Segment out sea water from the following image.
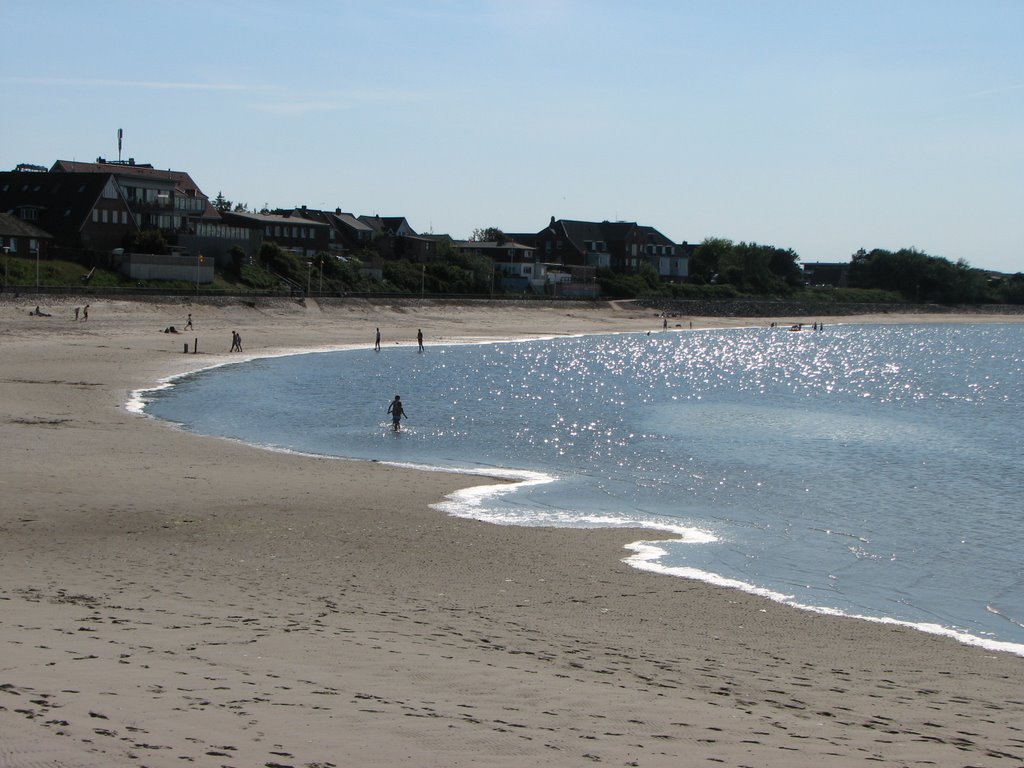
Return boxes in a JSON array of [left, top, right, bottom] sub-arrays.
[[140, 323, 1024, 655]]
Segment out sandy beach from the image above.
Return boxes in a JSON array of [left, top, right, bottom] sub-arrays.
[[1, 295, 1022, 768]]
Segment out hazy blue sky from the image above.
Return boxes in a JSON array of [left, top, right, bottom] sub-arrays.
[[3, 1, 1022, 272]]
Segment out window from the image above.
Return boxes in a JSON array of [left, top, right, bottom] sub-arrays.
[[102, 209, 109, 223], [92, 209, 99, 223]]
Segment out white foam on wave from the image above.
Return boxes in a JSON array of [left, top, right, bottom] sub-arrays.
[[422, 465, 714, 541], [623, 540, 1024, 658]]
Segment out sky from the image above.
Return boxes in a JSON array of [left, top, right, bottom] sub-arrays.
[[2, 0, 1022, 273]]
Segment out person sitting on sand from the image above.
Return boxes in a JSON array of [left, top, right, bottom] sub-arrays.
[[30, 306, 51, 317]]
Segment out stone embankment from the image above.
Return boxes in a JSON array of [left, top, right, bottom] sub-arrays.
[[635, 298, 1024, 318]]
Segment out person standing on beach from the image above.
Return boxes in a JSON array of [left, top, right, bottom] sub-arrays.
[[82, 304, 89, 321], [387, 395, 406, 431], [417, 328, 424, 352], [74, 306, 80, 321], [375, 327, 382, 351], [185, 313, 193, 330]]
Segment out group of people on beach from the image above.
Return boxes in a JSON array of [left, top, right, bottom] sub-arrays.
[[29, 304, 88, 320], [375, 327, 425, 352]]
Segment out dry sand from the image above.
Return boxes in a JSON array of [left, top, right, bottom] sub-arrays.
[[1, 295, 1022, 768]]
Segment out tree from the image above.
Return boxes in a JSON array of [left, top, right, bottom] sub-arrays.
[[213, 191, 232, 213], [470, 227, 506, 244], [227, 245, 246, 279], [123, 228, 168, 255], [690, 237, 733, 284], [689, 238, 801, 293], [849, 247, 991, 304], [258, 242, 303, 283]]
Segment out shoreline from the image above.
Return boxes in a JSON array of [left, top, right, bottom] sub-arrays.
[[2, 296, 1023, 767], [138, 321, 1024, 660]]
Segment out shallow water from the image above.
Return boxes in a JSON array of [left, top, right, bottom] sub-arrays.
[[142, 323, 1024, 654]]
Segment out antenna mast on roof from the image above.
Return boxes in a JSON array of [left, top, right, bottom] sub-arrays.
[[117, 128, 123, 162]]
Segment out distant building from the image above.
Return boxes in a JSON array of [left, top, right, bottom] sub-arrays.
[[0, 157, 222, 261], [0, 170, 132, 254], [533, 217, 688, 281], [51, 158, 215, 233], [327, 210, 375, 252], [455, 238, 540, 291], [357, 215, 423, 260], [0, 210, 53, 262], [224, 209, 330, 258], [358, 215, 417, 238], [802, 262, 849, 287]]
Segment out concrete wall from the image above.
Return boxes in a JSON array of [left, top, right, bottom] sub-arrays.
[[120, 253, 215, 283]]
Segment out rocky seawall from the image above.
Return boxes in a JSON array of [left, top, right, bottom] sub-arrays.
[[636, 299, 1024, 318]]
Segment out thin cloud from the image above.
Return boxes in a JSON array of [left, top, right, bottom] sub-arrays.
[[1, 76, 252, 91], [968, 83, 1024, 98], [253, 100, 352, 115], [252, 89, 435, 115]]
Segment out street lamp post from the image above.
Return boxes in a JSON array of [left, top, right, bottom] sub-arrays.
[[3, 245, 8, 291], [34, 247, 40, 288]]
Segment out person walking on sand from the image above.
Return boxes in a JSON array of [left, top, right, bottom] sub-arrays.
[[417, 328, 424, 352], [387, 394, 407, 431], [374, 327, 381, 352], [74, 306, 80, 321], [185, 313, 193, 330], [82, 304, 89, 321], [230, 330, 242, 352]]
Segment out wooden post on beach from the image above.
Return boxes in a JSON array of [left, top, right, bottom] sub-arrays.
[[193, 338, 198, 354]]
